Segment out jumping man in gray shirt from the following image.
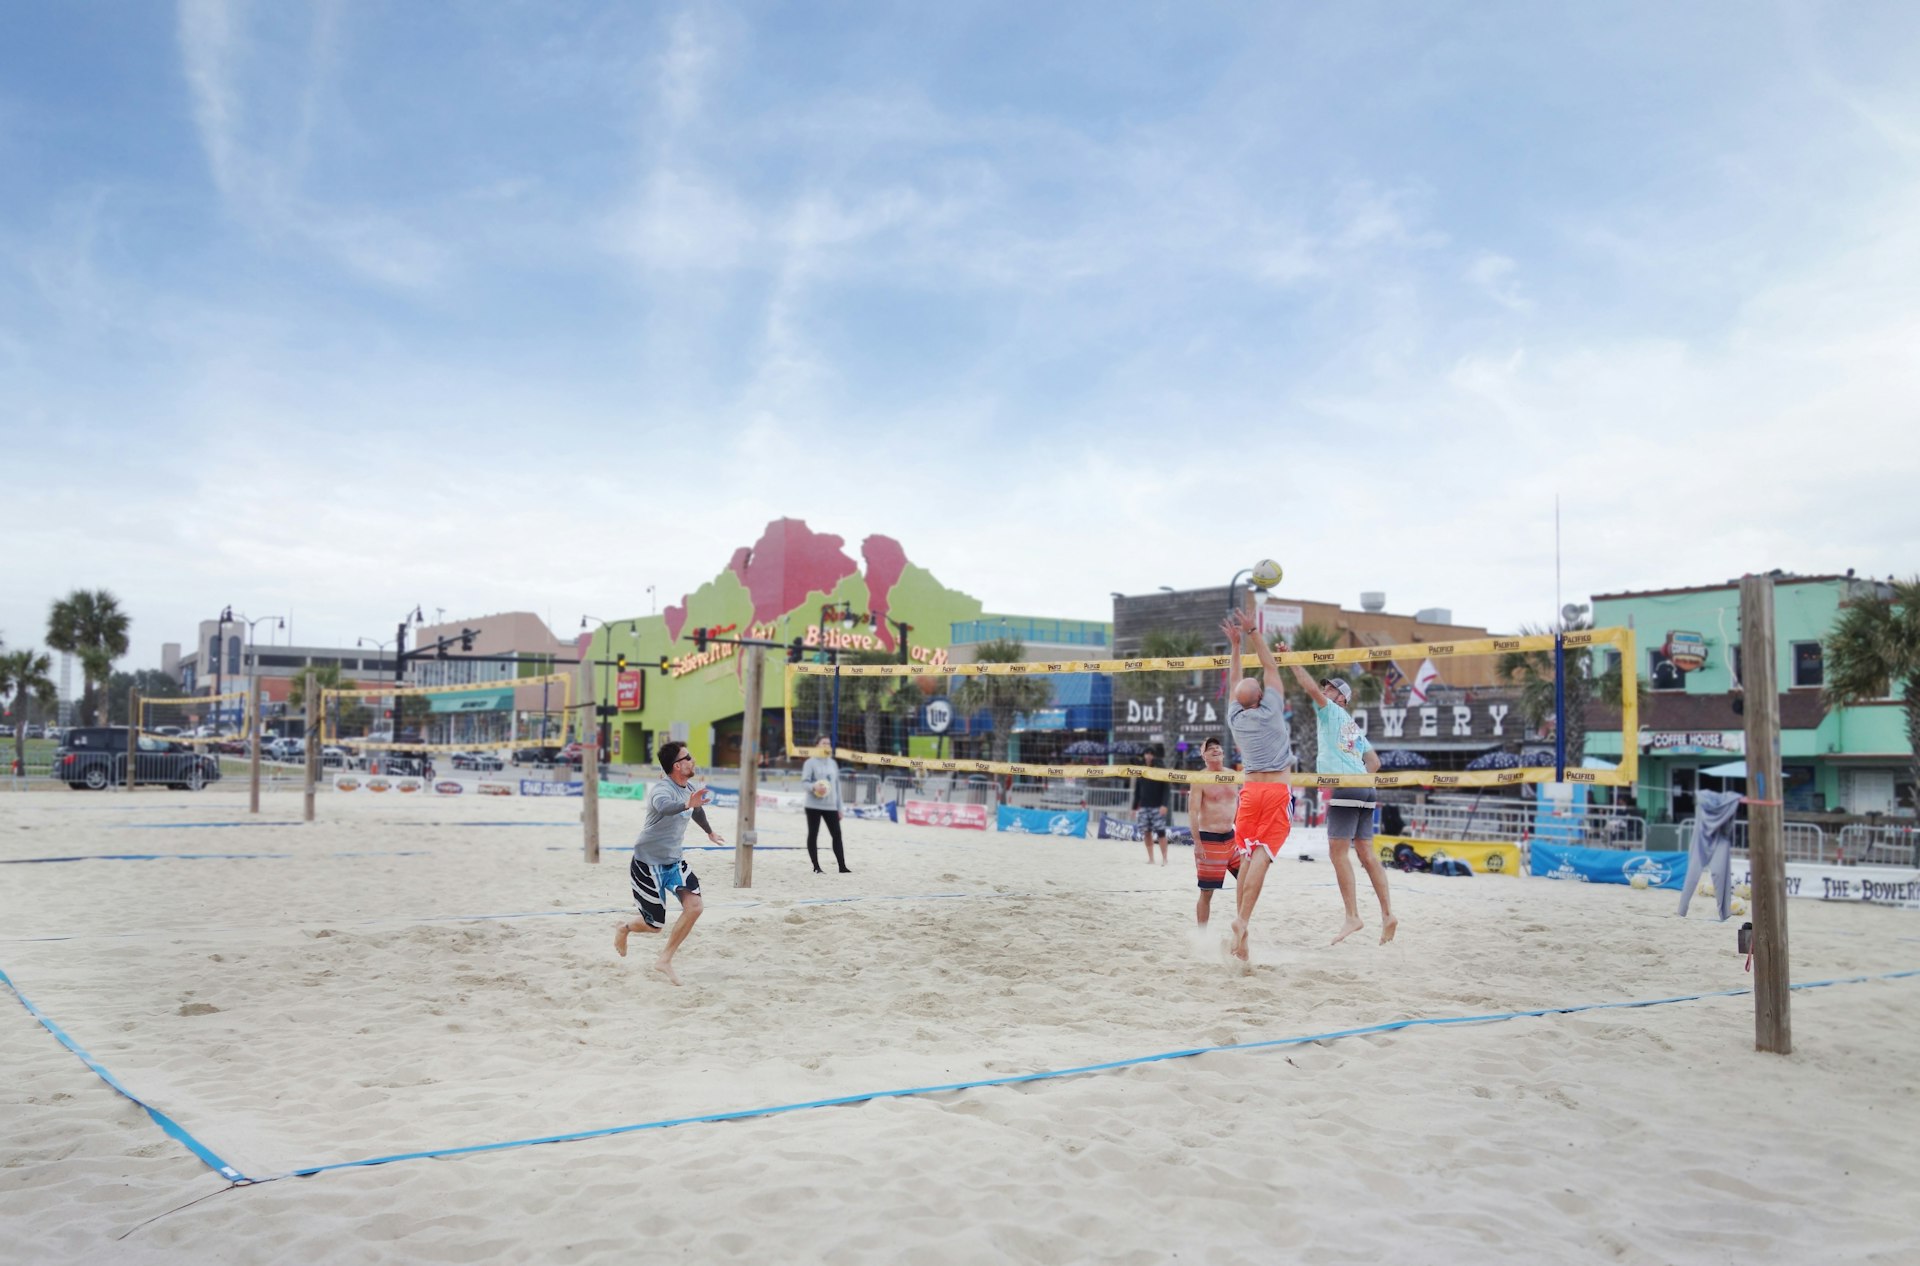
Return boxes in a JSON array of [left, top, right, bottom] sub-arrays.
[[614, 739, 725, 984]]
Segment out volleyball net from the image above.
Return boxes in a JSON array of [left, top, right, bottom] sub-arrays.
[[784, 628, 1637, 790], [318, 673, 576, 755], [137, 690, 253, 746]]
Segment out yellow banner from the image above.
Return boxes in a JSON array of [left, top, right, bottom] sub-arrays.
[[783, 627, 1636, 789], [1373, 836, 1522, 876], [790, 628, 1630, 677]]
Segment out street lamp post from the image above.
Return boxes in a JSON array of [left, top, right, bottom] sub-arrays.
[[357, 636, 397, 743], [235, 613, 286, 738], [213, 606, 234, 734], [581, 616, 634, 756]]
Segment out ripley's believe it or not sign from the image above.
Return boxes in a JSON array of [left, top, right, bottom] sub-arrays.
[[592, 519, 989, 762]]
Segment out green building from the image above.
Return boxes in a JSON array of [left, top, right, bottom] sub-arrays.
[[1586, 574, 1912, 819], [582, 518, 1108, 769]]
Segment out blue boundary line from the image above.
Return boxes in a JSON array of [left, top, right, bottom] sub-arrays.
[[1, 851, 433, 864], [261, 967, 1919, 1181], [11, 956, 1908, 1185], [0, 966, 250, 1184]]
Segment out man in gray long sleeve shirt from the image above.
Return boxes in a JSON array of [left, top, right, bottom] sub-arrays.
[[615, 739, 725, 984]]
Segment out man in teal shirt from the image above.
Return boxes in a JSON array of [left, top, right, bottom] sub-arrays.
[[1289, 666, 1398, 946]]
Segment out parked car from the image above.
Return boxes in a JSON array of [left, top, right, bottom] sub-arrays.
[[320, 746, 350, 769], [53, 727, 221, 791], [266, 737, 306, 762], [451, 750, 504, 771], [513, 745, 561, 765]]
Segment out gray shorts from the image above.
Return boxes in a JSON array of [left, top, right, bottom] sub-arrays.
[[1135, 806, 1168, 836], [1324, 789, 1378, 841]]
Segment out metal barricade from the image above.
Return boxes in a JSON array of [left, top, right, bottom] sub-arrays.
[[1679, 818, 1832, 864], [1838, 823, 1920, 867]]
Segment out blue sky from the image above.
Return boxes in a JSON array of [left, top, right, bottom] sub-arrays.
[[3, 2, 1917, 671]]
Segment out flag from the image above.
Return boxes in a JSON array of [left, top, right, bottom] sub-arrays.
[[1407, 659, 1442, 705], [1384, 662, 1406, 703]]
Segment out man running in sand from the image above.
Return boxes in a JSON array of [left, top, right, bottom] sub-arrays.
[[1289, 665, 1397, 945], [1221, 606, 1295, 963], [1189, 736, 1241, 928], [614, 739, 725, 984]]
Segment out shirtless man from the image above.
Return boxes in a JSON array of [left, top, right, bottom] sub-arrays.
[[1221, 607, 1295, 963], [1289, 665, 1397, 945], [1188, 736, 1241, 928]]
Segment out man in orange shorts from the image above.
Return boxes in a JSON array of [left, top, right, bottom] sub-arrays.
[[1189, 737, 1241, 928], [1221, 607, 1295, 963]]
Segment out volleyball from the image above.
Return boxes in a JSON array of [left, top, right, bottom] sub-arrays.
[[1249, 558, 1284, 590], [1629, 874, 1650, 890], [811, 779, 830, 799]]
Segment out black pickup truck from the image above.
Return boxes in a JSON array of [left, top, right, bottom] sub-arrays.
[[54, 727, 223, 791]]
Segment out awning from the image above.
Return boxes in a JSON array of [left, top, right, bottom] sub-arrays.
[[1700, 760, 1746, 778], [428, 688, 514, 714]]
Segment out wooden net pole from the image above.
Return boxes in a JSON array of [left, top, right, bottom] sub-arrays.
[[583, 719, 601, 864], [125, 689, 140, 792], [735, 646, 764, 889], [1740, 572, 1792, 1054], [302, 672, 317, 823], [248, 687, 262, 814]]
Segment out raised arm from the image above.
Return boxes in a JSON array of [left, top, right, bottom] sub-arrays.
[[1245, 609, 1287, 696], [1290, 661, 1329, 708], [1221, 613, 1244, 687]]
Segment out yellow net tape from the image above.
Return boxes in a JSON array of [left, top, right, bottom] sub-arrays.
[[318, 672, 574, 753], [136, 690, 253, 745], [786, 627, 1637, 789]]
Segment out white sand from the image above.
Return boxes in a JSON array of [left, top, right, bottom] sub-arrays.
[[3, 789, 1917, 1264]]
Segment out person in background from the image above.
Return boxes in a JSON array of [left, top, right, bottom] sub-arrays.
[[801, 736, 850, 874], [1132, 748, 1171, 864]]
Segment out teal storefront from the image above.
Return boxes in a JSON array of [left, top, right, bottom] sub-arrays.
[[1586, 575, 1913, 819]]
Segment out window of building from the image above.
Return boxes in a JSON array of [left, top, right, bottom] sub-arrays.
[[1648, 649, 1687, 691], [1791, 641, 1822, 689]]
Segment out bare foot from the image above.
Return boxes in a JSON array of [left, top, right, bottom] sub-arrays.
[[613, 921, 630, 958], [1331, 915, 1364, 946], [652, 956, 682, 986], [1229, 918, 1250, 961], [1380, 915, 1399, 945]]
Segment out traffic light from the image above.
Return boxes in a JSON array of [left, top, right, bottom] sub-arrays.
[[788, 637, 804, 663], [693, 627, 708, 653], [658, 655, 671, 673], [461, 628, 476, 651], [616, 653, 627, 672]]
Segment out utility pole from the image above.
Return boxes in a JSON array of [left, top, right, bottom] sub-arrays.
[[1740, 573, 1791, 1054], [735, 646, 765, 888]]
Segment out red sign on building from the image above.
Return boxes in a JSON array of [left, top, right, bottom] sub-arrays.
[[616, 672, 644, 711]]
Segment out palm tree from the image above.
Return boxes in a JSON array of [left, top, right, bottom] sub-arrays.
[[1497, 617, 1639, 768], [1, 647, 57, 772], [950, 637, 1054, 764], [838, 650, 917, 756], [1824, 577, 1920, 807], [47, 589, 130, 726]]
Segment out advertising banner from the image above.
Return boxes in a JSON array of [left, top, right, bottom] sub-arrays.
[[844, 803, 896, 821], [476, 780, 516, 796], [901, 800, 989, 830], [1532, 843, 1687, 889], [996, 805, 1090, 837], [616, 671, 644, 710], [333, 773, 427, 795], [1731, 861, 1920, 910], [520, 779, 584, 797], [1374, 837, 1521, 876], [1095, 813, 1193, 846]]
